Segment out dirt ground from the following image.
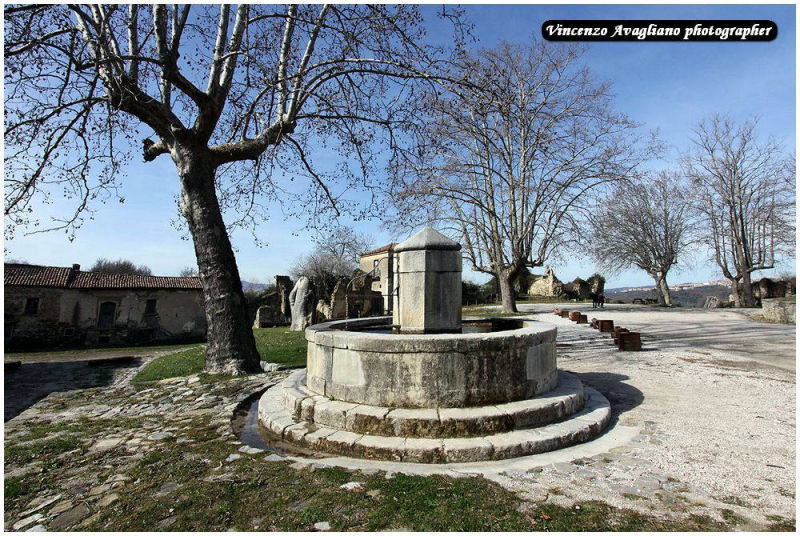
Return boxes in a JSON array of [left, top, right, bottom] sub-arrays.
[[489, 303, 796, 528]]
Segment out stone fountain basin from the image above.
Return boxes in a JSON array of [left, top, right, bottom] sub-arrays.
[[305, 316, 557, 409]]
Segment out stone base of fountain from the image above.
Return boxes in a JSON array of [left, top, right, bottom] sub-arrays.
[[258, 371, 609, 463]]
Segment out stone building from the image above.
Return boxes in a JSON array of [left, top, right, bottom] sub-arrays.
[[5, 263, 206, 350], [528, 266, 565, 297], [359, 243, 397, 314]]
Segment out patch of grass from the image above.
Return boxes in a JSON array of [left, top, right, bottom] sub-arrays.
[[5, 434, 83, 466], [86, 439, 732, 533], [765, 515, 795, 531], [253, 328, 307, 367], [5, 409, 742, 532], [718, 495, 750, 507], [5, 476, 34, 500], [719, 508, 746, 525], [133, 347, 205, 383], [133, 328, 307, 383], [526, 501, 727, 532]]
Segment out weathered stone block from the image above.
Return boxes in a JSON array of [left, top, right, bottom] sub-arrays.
[[442, 437, 493, 463], [404, 438, 445, 463], [353, 435, 405, 461]]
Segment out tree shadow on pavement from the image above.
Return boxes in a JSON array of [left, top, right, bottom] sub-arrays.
[[4, 358, 142, 422]]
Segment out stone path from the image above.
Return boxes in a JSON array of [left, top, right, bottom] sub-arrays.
[[3, 347, 199, 421], [4, 369, 289, 531]]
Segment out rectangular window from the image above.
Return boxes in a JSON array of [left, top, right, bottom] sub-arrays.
[[145, 299, 157, 315], [24, 297, 39, 315]]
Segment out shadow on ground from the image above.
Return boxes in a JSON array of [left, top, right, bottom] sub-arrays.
[[570, 371, 644, 426], [4, 357, 142, 421]]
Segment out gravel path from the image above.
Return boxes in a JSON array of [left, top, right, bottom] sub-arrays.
[[489, 305, 796, 528]]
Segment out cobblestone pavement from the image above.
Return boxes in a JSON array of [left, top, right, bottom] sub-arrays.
[[4, 369, 290, 532], [3, 308, 796, 531], [4, 348, 198, 421]]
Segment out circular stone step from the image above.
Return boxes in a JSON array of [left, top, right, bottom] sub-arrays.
[[258, 379, 611, 463], [278, 370, 585, 438]]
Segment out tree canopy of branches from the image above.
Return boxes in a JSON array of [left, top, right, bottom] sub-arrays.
[[290, 225, 373, 298], [178, 266, 199, 277], [313, 224, 373, 264], [387, 41, 650, 312], [589, 172, 693, 306], [89, 257, 153, 276], [5, 4, 464, 373], [683, 115, 795, 307]]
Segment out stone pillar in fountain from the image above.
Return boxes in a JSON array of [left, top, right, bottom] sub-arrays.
[[393, 227, 462, 333]]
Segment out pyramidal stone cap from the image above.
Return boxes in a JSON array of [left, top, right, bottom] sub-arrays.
[[393, 226, 461, 252]]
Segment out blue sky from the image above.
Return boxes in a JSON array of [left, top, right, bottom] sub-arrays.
[[5, 4, 796, 288]]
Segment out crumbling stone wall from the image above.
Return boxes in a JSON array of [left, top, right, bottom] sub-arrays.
[[762, 298, 796, 324], [528, 266, 564, 297]]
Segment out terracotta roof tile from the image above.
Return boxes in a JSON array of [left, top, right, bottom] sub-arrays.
[[4, 264, 73, 288], [4, 263, 202, 290], [70, 271, 202, 290], [361, 243, 397, 257]]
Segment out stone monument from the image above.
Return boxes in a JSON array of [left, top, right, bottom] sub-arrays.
[[392, 227, 462, 333], [289, 276, 313, 331]]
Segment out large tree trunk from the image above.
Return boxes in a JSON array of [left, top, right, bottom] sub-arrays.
[[177, 153, 261, 375], [739, 270, 757, 307], [652, 274, 666, 306], [729, 278, 742, 307], [498, 269, 518, 313], [658, 272, 673, 306]]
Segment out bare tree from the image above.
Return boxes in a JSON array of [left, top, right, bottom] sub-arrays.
[[90, 257, 152, 276], [291, 225, 373, 298], [4, 5, 464, 373], [683, 115, 795, 307], [178, 266, 199, 277], [387, 41, 650, 312], [314, 224, 374, 264], [589, 172, 693, 306]]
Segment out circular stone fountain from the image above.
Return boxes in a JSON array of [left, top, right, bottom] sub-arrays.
[[258, 227, 610, 463]]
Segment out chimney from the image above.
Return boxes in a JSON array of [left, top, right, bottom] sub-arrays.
[[72, 264, 80, 271]]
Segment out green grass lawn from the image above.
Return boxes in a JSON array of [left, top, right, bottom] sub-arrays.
[[132, 328, 306, 383]]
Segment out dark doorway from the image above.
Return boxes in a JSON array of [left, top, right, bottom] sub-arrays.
[[97, 301, 116, 328]]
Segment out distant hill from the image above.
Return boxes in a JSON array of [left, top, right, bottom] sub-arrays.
[[605, 280, 732, 307], [242, 281, 270, 291]]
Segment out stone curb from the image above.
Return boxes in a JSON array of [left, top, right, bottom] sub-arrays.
[[280, 370, 585, 438], [258, 383, 610, 463]]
